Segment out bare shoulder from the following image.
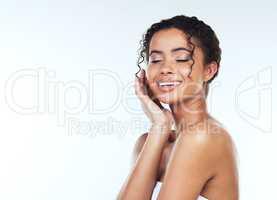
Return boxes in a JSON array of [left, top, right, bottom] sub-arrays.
[[207, 118, 238, 156], [177, 118, 238, 165], [158, 119, 239, 197]]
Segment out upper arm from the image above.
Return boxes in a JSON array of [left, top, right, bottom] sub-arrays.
[[131, 133, 148, 166], [157, 132, 225, 200]]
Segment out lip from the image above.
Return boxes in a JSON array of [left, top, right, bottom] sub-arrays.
[[157, 80, 183, 92]]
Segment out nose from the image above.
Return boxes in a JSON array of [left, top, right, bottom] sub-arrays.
[[159, 62, 174, 75]]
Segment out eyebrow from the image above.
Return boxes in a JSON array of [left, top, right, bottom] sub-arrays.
[[149, 47, 192, 56]]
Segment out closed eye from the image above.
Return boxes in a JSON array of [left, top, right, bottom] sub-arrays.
[[151, 57, 191, 63], [151, 60, 161, 63], [176, 59, 190, 62], [176, 56, 192, 62]]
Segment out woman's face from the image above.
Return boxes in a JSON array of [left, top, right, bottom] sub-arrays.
[[146, 28, 208, 104]]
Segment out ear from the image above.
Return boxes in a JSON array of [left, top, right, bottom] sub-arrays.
[[203, 61, 218, 82]]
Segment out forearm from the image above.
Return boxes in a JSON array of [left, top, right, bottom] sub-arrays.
[[117, 125, 170, 200]]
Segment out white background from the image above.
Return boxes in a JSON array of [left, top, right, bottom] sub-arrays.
[[0, 0, 276, 199]]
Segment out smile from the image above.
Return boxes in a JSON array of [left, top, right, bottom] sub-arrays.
[[157, 81, 182, 92]]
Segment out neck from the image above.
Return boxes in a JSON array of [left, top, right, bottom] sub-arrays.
[[169, 95, 209, 136]]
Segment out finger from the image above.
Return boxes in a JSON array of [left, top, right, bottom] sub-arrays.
[[139, 69, 146, 88], [141, 68, 146, 80], [140, 69, 148, 95], [134, 76, 143, 96], [135, 75, 148, 98], [145, 77, 164, 110], [136, 69, 146, 93], [138, 68, 145, 82], [136, 69, 164, 110]]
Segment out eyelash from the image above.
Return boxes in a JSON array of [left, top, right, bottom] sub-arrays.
[[151, 59, 190, 64]]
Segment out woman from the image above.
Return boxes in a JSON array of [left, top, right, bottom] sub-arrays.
[[117, 15, 239, 200]]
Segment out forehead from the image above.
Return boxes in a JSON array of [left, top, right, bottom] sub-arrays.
[[149, 28, 190, 52]]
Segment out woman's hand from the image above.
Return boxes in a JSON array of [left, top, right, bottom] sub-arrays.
[[135, 69, 174, 129]]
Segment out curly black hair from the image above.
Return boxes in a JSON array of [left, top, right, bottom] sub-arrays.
[[136, 15, 221, 97]]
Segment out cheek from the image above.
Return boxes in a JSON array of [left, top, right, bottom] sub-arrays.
[[177, 64, 205, 96], [146, 66, 158, 81], [177, 66, 191, 80], [145, 68, 157, 89], [194, 71, 205, 84], [188, 63, 205, 82], [146, 67, 163, 97]]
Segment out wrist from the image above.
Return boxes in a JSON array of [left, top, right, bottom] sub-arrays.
[[150, 124, 171, 134]]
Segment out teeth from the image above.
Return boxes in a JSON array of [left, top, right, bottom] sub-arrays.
[[158, 81, 181, 86]]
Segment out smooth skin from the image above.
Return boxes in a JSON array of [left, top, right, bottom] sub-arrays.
[[117, 28, 239, 200]]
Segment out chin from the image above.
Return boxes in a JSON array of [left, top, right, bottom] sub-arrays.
[[155, 89, 198, 105], [151, 84, 198, 105], [156, 92, 183, 105]]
